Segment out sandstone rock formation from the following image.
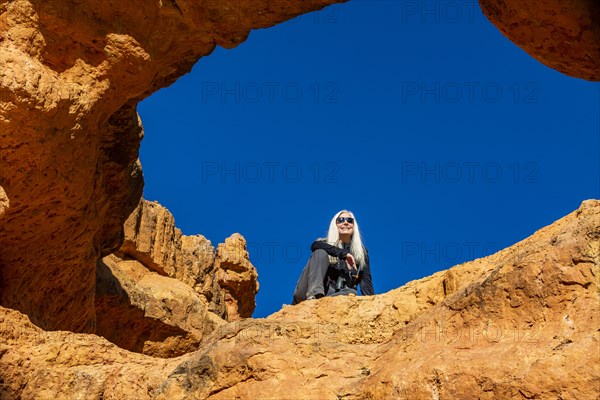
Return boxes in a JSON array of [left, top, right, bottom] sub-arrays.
[[95, 254, 225, 358], [1, 200, 598, 399], [480, 0, 600, 81], [116, 199, 226, 318], [1, 0, 599, 398], [95, 199, 259, 357], [0, 0, 345, 333], [1, 0, 597, 338], [214, 234, 260, 322]]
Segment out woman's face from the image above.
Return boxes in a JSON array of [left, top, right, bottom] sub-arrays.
[[336, 212, 354, 237]]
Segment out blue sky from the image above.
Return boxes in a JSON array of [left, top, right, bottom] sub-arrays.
[[138, 1, 600, 318]]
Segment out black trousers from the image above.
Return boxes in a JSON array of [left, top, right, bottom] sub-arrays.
[[292, 249, 357, 304]]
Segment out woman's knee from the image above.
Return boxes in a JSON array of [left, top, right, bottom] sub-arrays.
[[311, 248, 329, 261], [312, 248, 328, 256]]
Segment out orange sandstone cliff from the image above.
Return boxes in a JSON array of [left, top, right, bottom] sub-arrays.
[[480, 0, 600, 81], [1, 0, 597, 333], [0, 200, 598, 399], [0, 0, 346, 333], [0, 0, 599, 398]]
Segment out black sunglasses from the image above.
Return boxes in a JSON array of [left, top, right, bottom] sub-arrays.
[[336, 217, 354, 224]]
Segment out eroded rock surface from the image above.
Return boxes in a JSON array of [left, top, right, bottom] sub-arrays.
[[0, 0, 345, 332], [0, 185, 8, 219], [1, 0, 599, 397], [95, 199, 258, 356], [214, 234, 260, 322], [1, 201, 598, 399], [95, 254, 225, 358], [1, 0, 597, 337], [480, 0, 600, 80], [117, 199, 226, 317], [120, 201, 212, 285]]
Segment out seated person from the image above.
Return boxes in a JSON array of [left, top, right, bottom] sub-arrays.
[[292, 210, 374, 304]]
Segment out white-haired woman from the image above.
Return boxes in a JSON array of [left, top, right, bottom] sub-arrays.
[[292, 210, 374, 304]]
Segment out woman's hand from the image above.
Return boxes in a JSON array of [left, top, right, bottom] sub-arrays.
[[346, 253, 357, 272]]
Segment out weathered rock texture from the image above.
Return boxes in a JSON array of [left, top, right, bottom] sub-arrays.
[[0, 0, 345, 333], [116, 199, 226, 317], [1, 0, 599, 397], [480, 0, 600, 81], [0, 185, 8, 219], [95, 199, 258, 357], [1, 0, 597, 337], [95, 254, 224, 358], [1, 200, 598, 399], [214, 234, 260, 322]]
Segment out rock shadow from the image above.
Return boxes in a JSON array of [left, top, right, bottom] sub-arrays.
[[95, 259, 196, 358]]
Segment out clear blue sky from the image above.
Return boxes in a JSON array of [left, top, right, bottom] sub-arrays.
[[138, 1, 600, 318]]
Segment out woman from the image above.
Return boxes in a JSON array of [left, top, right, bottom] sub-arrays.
[[292, 210, 374, 304]]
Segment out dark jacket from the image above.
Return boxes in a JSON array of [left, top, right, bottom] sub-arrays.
[[311, 240, 375, 296]]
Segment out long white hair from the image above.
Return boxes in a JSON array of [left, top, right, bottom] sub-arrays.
[[325, 209, 366, 266]]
